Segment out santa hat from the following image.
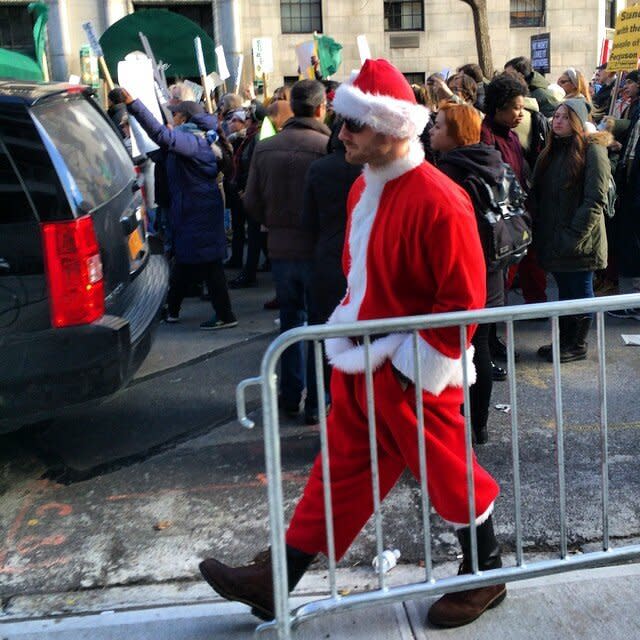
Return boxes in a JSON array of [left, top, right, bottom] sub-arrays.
[[333, 58, 429, 139]]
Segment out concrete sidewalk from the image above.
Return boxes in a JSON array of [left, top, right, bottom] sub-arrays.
[[2, 562, 640, 639]]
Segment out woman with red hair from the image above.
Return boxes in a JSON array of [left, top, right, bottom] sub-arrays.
[[430, 102, 507, 444]]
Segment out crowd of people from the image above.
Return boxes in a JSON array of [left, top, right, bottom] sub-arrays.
[[107, 55, 640, 631], [109, 55, 639, 441]]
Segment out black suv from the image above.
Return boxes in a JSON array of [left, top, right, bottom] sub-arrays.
[[0, 81, 169, 432]]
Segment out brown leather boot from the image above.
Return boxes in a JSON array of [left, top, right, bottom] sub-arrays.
[[427, 516, 506, 628], [199, 546, 315, 621]]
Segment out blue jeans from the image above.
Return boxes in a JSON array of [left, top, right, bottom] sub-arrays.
[[552, 271, 594, 301], [271, 259, 315, 410]]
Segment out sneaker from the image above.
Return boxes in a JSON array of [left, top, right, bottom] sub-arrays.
[[165, 315, 180, 323], [200, 316, 239, 330], [607, 308, 640, 320]]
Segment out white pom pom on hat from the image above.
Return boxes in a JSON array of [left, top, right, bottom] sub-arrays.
[[333, 58, 430, 140]]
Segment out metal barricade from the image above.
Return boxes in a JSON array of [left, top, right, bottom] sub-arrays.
[[236, 293, 640, 640]]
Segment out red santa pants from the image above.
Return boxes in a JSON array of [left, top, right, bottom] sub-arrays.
[[286, 360, 500, 559]]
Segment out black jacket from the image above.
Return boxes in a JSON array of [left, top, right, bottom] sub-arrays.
[[301, 133, 362, 322], [437, 143, 506, 308]]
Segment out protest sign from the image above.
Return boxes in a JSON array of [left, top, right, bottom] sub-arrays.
[[195, 37, 214, 113], [234, 54, 244, 94], [252, 37, 273, 77], [356, 35, 371, 65], [82, 21, 114, 89], [608, 6, 640, 72], [215, 45, 231, 81], [183, 79, 204, 103], [530, 33, 551, 74], [118, 56, 160, 157], [295, 40, 316, 79]]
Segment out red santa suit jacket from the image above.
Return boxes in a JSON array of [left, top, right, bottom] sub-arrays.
[[325, 141, 487, 396]]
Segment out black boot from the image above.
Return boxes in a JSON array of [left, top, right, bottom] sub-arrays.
[[559, 315, 591, 362], [199, 545, 316, 621], [427, 516, 506, 628], [538, 316, 574, 361]]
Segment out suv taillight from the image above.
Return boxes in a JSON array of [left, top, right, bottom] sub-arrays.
[[41, 215, 105, 328]]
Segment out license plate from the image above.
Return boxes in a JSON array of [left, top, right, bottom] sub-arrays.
[[128, 226, 144, 261]]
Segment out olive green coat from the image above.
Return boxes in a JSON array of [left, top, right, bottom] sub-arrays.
[[530, 132, 610, 272]]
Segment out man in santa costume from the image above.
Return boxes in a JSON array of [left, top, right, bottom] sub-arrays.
[[199, 59, 506, 629]]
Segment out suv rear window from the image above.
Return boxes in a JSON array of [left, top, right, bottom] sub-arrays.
[[30, 97, 134, 213]]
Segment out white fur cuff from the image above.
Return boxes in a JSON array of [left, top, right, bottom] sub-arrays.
[[325, 334, 406, 373], [391, 334, 476, 396], [451, 502, 495, 529]]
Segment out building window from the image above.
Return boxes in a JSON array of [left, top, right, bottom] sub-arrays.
[[510, 0, 545, 28], [384, 0, 424, 31], [403, 72, 425, 85], [280, 0, 322, 34], [0, 4, 35, 54], [605, 0, 617, 29]]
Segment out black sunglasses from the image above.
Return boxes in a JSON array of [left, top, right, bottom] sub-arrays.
[[342, 118, 366, 133]]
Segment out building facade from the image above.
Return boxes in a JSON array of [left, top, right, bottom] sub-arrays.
[[0, 0, 625, 88]]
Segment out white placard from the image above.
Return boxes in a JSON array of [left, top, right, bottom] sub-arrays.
[[117, 57, 160, 156], [206, 71, 224, 94], [215, 45, 230, 81], [194, 37, 207, 77], [235, 54, 244, 93], [252, 37, 273, 76], [356, 34, 371, 66], [622, 334, 640, 346], [295, 40, 315, 78]]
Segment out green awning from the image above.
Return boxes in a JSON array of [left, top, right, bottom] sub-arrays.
[[99, 9, 217, 80], [0, 48, 43, 81]]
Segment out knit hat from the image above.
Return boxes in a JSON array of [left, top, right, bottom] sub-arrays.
[[562, 98, 590, 128], [626, 70, 639, 84], [332, 58, 430, 139]]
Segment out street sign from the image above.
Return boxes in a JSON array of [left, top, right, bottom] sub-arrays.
[[252, 37, 273, 77], [530, 33, 551, 75]]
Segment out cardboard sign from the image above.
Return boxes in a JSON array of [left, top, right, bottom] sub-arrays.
[[356, 35, 371, 66], [215, 45, 230, 81], [608, 6, 640, 72], [530, 33, 551, 75], [252, 37, 274, 76]]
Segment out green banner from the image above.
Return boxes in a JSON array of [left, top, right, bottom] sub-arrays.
[[314, 34, 342, 78]]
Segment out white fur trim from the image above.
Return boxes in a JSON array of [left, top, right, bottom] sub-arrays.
[[451, 502, 495, 529], [333, 82, 430, 139], [325, 333, 406, 373], [327, 140, 425, 329], [391, 334, 477, 396]]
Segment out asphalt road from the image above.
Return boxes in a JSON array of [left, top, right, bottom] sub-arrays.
[[2, 279, 640, 619]]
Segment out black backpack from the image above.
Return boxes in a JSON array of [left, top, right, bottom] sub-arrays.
[[526, 110, 551, 170], [463, 163, 532, 271]]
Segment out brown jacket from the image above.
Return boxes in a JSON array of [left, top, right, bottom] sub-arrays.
[[242, 116, 330, 260]]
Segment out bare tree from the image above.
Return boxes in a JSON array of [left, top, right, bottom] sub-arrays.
[[459, 0, 494, 78]]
